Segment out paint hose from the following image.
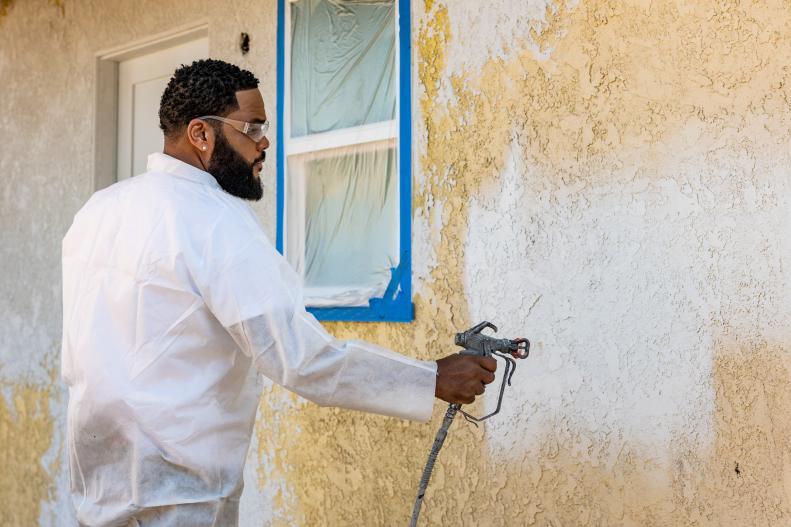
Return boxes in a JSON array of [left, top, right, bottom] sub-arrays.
[[409, 403, 460, 527], [408, 321, 529, 527]]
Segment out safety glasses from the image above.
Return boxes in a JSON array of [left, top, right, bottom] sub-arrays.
[[199, 115, 269, 142]]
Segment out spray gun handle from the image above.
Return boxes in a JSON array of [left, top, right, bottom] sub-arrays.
[[451, 321, 530, 423]]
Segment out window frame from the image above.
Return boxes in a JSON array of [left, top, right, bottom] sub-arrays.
[[276, 0, 413, 322]]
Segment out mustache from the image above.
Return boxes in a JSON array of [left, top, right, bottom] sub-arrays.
[[254, 151, 266, 164]]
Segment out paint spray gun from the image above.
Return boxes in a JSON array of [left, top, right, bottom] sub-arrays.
[[409, 322, 530, 527]]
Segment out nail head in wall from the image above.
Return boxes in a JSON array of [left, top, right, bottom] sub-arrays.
[[240, 32, 250, 55]]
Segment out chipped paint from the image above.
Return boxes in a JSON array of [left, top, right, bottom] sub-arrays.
[[254, 386, 303, 527], [0, 384, 55, 527]]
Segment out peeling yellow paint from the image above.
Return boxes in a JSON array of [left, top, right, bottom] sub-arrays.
[[529, 3, 568, 54], [0, 383, 55, 527], [255, 387, 304, 527]]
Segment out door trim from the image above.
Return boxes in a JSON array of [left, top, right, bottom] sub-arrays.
[[93, 21, 209, 191]]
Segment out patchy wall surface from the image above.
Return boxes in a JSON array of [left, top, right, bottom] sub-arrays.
[[0, 1, 278, 524], [257, 0, 791, 525], [4, 0, 791, 525]]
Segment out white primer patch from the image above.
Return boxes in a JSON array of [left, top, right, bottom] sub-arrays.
[[464, 137, 717, 464], [412, 201, 443, 298]]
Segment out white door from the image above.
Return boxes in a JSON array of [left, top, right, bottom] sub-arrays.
[[117, 37, 209, 180]]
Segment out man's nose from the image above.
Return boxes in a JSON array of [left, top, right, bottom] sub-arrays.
[[257, 136, 270, 151]]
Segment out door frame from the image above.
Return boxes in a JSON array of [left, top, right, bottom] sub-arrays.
[[93, 21, 209, 191]]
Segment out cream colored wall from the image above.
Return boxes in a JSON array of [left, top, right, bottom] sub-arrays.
[[4, 0, 791, 525]]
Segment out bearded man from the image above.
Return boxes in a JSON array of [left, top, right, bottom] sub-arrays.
[[61, 59, 496, 526]]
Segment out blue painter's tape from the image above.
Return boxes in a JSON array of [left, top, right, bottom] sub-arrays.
[[275, 0, 286, 254]]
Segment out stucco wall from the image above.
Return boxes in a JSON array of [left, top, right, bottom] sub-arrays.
[[259, 0, 791, 525], [4, 0, 791, 525]]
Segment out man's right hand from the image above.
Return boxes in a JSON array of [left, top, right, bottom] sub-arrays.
[[435, 353, 497, 404]]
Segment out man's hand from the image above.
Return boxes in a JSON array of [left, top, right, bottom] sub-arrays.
[[435, 354, 497, 404]]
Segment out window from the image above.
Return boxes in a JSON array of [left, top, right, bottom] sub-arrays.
[[277, 0, 412, 322]]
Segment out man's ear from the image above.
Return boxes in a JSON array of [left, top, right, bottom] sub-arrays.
[[186, 118, 214, 153]]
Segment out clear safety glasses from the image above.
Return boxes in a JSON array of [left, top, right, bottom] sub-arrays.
[[199, 115, 270, 142]]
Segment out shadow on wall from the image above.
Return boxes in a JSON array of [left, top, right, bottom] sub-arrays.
[[418, 337, 791, 526], [677, 338, 791, 524]]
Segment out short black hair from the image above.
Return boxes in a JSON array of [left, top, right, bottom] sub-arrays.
[[159, 59, 259, 139]]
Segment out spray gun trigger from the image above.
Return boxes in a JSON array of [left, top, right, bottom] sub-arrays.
[[470, 321, 497, 335]]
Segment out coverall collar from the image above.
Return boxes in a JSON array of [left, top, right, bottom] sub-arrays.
[[147, 152, 221, 190]]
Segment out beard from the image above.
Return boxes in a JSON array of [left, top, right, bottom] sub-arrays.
[[207, 129, 264, 201]]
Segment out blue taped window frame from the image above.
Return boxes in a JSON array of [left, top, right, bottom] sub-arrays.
[[276, 0, 414, 322]]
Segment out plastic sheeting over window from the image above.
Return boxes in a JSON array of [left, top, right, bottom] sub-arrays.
[[290, 0, 396, 136], [285, 0, 400, 308], [287, 142, 399, 306]]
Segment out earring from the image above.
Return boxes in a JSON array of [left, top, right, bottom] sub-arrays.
[[202, 145, 207, 151]]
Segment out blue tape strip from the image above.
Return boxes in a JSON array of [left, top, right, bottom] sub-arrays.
[[275, 0, 286, 254]]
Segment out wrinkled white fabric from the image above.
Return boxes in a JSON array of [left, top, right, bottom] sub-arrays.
[[286, 0, 400, 307], [287, 143, 399, 307], [290, 0, 396, 137], [61, 153, 437, 527]]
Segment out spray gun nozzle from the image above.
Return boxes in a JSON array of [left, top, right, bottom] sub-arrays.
[[510, 338, 530, 359]]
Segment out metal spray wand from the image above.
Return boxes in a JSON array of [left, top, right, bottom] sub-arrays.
[[409, 321, 530, 527]]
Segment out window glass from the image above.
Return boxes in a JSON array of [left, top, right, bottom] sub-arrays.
[[285, 0, 401, 309], [290, 0, 396, 136], [288, 144, 399, 307]]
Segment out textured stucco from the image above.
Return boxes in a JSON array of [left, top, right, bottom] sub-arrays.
[[5, 0, 791, 525], [253, 0, 791, 525], [0, 1, 278, 523], [0, 381, 56, 527]]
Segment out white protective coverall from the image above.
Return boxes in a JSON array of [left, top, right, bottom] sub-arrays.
[[61, 153, 437, 526]]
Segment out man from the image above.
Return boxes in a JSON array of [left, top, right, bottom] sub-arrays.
[[62, 59, 496, 526]]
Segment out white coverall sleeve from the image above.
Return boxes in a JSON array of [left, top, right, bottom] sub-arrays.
[[203, 227, 437, 422]]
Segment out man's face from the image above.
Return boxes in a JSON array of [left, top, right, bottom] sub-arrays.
[[206, 89, 270, 201]]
